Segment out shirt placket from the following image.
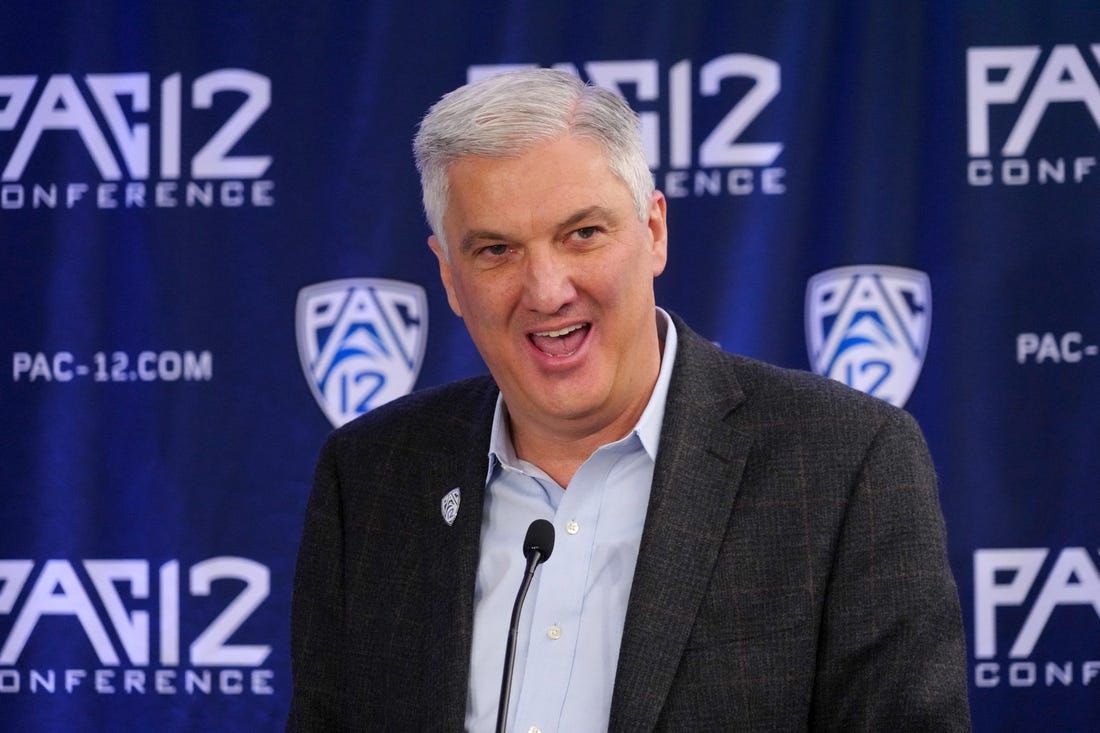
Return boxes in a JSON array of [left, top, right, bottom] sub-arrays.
[[511, 449, 617, 732]]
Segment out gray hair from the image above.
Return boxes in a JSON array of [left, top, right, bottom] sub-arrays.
[[413, 68, 654, 256]]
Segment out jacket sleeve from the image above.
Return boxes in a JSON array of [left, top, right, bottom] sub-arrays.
[[810, 407, 971, 731], [286, 437, 347, 732]]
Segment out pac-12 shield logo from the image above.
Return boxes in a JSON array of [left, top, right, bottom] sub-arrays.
[[805, 265, 931, 407], [296, 279, 428, 427]]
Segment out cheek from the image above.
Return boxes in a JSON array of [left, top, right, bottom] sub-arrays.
[[599, 254, 651, 304], [452, 275, 507, 324]]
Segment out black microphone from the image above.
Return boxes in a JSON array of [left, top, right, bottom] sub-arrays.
[[496, 519, 555, 733]]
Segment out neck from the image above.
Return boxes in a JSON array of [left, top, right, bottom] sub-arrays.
[[508, 356, 661, 487], [509, 408, 643, 488]]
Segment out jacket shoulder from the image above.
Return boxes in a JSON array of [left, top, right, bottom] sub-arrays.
[[671, 314, 918, 439], [323, 375, 498, 454]]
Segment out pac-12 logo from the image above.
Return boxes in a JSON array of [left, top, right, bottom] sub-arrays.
[[974, 547, 1100, 688], [0, 69, 274, 210], [967, 44, 1100, 187], [296, 278, 428, 427], [0, 557, 274, 696], [468, 56, 786, 198], [805, 265, 931, 407]]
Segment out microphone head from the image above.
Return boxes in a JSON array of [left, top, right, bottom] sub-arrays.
[[523, 519, 555, 564]]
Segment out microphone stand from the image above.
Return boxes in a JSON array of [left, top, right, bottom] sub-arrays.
[[496, 519, 554, 733]]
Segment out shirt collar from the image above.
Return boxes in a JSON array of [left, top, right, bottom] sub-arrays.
[[486, 308, 679, 482]]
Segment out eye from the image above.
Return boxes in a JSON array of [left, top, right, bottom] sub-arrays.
[[574, 226, 598, 240], [479, 243, 510, 257]]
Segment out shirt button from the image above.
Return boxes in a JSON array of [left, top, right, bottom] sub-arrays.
[[528, 727, 542, 733], [547, 625, 562, 640], [566, 520, 579, 535]]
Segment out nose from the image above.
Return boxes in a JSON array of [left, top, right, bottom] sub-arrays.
[[520, 245, 578, 314]]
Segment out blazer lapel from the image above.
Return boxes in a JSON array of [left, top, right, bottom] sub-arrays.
[[420, 381, 497, 728], [610, 318, 751, 731]]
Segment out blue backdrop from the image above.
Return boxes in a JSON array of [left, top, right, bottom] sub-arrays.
[[2, 2, 1099, 730]]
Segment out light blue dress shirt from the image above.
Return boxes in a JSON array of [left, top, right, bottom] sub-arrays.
[[465, 310, 678, 733]]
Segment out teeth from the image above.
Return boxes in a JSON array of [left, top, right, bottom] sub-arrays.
[[535, 324, 584, 338]]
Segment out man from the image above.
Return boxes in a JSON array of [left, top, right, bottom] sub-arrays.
[[288, 69, 971, 731]]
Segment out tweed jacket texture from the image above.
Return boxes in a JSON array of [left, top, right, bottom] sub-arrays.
[[287, 314, 971, 731]]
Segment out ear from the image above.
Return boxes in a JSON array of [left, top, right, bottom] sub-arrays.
[[428, 235, 463, 317], [646, 191, 668, 277]]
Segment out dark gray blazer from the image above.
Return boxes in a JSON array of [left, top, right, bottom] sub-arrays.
[[288, 314, 971, 731]]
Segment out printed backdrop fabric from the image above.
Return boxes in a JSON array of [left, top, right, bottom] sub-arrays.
[[2, 2, 1098, 731]]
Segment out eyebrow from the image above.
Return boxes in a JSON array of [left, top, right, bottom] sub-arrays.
[[458, 229, 509, 254], [458, 206, 617, 254], [558, 205, 616, 231]]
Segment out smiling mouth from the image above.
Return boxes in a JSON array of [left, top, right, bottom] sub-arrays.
[[530, 323, 590, 357]]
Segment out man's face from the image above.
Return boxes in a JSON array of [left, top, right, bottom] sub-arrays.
[[429, 134, 668, 444]]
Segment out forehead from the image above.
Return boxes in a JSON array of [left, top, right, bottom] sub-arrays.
[[443, 136, 631, 224]]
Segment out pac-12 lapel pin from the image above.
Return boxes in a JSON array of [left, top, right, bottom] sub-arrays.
[[441, 487, 461, 526]]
